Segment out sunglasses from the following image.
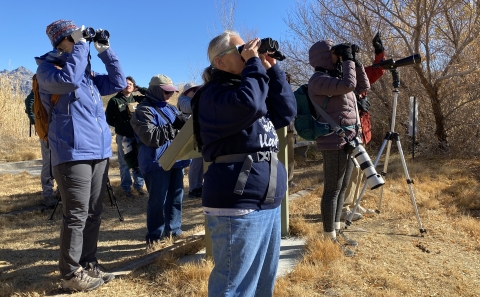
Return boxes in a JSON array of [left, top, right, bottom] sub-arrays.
[[164, 90, 174, 95], [217, 45, 243, 57]]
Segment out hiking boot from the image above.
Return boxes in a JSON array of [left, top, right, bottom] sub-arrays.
[[85, 262, 115, 283], [124, 191, 134, 199], [61, 267, 104, 292], [332, 238, 355, 257], [341, 210, 362, 221], [42, 196, 57, 207], [338, 230, 358, 247], [136, 188, 147, 196]]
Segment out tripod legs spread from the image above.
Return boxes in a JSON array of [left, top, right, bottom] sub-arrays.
[[48, 178, 124, 222]]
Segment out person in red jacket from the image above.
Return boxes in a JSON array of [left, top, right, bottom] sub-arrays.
[[342, 32, 386, 219]]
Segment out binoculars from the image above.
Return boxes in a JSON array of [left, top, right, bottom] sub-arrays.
[[331, 43, 360, 55], [82, 27, 110, 45], [237, 38, 286, 61]]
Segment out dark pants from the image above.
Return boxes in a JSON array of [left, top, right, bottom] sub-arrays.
[[53, 159, 109, 278], [144, 167, 184, 243], [321, 150, 353, 233]]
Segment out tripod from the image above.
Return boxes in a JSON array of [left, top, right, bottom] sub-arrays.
[[48, 177, 124, 221], [345, 68, 426, 236]]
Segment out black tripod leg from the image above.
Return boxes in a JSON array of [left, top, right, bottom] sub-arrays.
[[106, 178, 124, 221], [48, 195, 61, 221]]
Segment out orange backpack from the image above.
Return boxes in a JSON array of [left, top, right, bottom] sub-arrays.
[[32, 74, 60, 141]]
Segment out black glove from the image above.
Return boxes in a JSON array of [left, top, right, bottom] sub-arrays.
[[335, 43, 353, 61], [172, 113, 188, 130], [357, 96, 371, 112], [372, 32, 384, 55]]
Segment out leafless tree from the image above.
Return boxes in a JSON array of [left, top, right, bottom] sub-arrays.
[[284, 0, 480, 152]]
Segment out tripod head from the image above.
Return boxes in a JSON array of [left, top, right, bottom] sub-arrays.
[[390, 68, 400, 89]]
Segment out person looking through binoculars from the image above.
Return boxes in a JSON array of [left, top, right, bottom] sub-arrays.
[[342, 32, 387, 220], [35, 19, 126, 292], [192, 31, 296, 297], [308, 39, 370, 257]]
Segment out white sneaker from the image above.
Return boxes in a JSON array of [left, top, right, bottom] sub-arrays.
[[341, 210, 362, 221], [61, 267, 104, 292], [357, 205, 375, 214]]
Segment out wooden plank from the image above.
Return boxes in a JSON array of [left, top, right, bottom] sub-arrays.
[[110, 234, 205, 276]]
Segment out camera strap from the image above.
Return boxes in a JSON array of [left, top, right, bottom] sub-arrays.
[[309, 95, 351, 141]]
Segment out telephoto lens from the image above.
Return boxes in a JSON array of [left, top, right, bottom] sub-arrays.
[[350, 144, 385, 189], [82, 27, 96, 40]]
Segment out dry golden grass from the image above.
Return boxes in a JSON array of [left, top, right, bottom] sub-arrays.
[[1, 78, 480, 296], [0, 77, 41, 162], [2, 153, 480, 296]]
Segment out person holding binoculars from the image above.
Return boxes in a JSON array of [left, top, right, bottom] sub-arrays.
[[308, 39, 370, 257], [192, 31, 295, 297], [35, 19, 126, 292]]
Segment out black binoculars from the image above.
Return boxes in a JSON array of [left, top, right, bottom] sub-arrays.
[[82, 27, 110, 45], [237, 38, 286, 61], [331, 43, 360, 55]]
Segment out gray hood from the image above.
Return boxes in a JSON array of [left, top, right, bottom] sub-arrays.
[[309, 39, 334, 70]]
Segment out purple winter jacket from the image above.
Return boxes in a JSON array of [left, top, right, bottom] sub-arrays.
[[308, 40, 370, 150]]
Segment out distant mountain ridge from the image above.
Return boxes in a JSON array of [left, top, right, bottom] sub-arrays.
[[0, 66, 35, 95]]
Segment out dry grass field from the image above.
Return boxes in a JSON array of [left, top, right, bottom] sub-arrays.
[[1, 78, 480, 296]]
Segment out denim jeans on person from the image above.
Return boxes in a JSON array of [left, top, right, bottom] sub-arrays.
[[116, 134, 144, 192], [206, 206, 281, 297], [321, 149, 354, 233], [40, 139, 55, 197], [143, 167, 184, 243], [188, 157, 204, 191], [52, 158, 109, 278]]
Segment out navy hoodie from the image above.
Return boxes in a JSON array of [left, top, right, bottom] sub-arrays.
[[198, 57, 296, 210]]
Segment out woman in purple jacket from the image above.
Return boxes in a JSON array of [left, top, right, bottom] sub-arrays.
[[308, 40, 370, 256], [36, 20, 126, 292], [193, 31, 296, 297]]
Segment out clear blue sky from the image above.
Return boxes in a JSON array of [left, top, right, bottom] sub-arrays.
[[0, 0, 296, 88]]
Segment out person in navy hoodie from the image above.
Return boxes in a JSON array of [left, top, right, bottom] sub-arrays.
[[192, 30, 296, 297], [130, 74, 190, 244], [35, 20, 126, 292]]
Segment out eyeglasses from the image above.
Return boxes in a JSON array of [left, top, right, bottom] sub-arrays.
[[217, 45, 242, 57]]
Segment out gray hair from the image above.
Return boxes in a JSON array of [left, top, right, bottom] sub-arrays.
[[202, 30, 240, 83]]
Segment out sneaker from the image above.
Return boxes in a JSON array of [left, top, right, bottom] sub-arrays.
[[338, 230, 358, 246], [136, 188, 147, 196], [61, 267, 104, 292], [124, 191, 134, 199], [42, 196, 57, 207], [332, 238, 355, 257], [85, 262, 115, 283], [357, 205, 375, 214], [341, 210, 362, 221]]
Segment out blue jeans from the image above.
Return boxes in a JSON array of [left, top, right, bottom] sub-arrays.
[[206, 207, 281, 297], [116, 134, 144, 192], [188, 157, 204, 190], [144, 167, 184, 243]]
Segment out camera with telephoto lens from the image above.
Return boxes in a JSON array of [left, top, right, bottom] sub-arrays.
[[344, 137, 385, 190], [331, 43, 360, 55], [82, 27, 110, 45], [237, 37, 286, 61]]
